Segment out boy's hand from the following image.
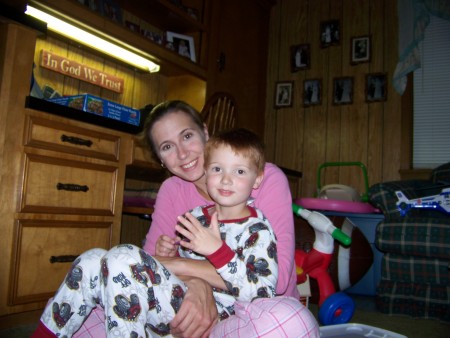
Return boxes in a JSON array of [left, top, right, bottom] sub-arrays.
[[175, 212, 222, 256], [155, 234, 180, 257]]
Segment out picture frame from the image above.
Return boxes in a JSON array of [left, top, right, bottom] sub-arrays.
[[351, 36, 371, 64], [366, 73, 387, 102], [274, 81, 294, 108], [166, 31, 196, 62], [290, 44, 310, 72], [303, 79, 322, 106], [320, 20, 340, 47], [333, 77, 353, 105]]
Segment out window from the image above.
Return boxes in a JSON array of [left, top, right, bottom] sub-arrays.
[[413, 15, 450, 169]]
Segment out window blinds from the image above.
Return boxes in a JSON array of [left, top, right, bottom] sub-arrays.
[[413, 15, 450, 169]]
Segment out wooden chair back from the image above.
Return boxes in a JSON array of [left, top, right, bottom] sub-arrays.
[[201, 92, 237, 136]]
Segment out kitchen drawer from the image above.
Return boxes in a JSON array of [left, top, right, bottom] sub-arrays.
[[9, 219, 113, 305], [24, 115, 121, 162], [21, 153, 118, 215]]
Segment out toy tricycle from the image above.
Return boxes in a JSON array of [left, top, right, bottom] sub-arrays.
[[293, 203, 355, 325]]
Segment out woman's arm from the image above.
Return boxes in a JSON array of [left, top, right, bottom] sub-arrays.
[[156, 256, 227, 289], [143, 180, 180, 254], [253, 164, 297, 296]]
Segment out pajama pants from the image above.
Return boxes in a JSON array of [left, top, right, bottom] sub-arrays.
[[40, 244, 190, 337], [39, 245, 320, 337]]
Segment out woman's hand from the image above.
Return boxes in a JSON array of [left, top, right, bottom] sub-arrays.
[[170, 276, 218, 338], [155, 234, 180, 257], [175, 212, 222, 256]]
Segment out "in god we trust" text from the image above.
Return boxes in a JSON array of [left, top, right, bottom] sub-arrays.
[[40, 50, 125, 93]]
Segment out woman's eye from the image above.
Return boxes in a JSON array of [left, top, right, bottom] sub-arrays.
[[183, 132, 193, 140], [161, 144, 171, 152]]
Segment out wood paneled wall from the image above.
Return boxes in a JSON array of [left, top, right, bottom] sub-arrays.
[[264, 0, 406, 199]]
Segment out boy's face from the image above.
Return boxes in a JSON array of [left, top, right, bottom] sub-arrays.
[[205, 144, 263, 208]]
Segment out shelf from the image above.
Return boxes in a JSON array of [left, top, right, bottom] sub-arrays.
[[122, 206, 154, 215], [30, 0, 208, 78], [119, 0, 206, 33], [25, 96, 142, 134]]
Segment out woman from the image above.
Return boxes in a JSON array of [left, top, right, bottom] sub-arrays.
[[37, 100, 302, 338], [140, 100, 299, 336]]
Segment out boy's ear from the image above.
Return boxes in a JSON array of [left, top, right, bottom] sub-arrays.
[[253, 173, 264, 189]]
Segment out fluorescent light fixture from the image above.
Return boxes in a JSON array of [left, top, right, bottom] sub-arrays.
[[26, 4, 160, 73]]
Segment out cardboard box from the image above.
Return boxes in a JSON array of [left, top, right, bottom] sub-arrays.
[[49, 94, 140, 126]]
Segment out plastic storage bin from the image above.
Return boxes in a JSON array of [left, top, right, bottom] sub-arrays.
[[320, 323, 406, 338]]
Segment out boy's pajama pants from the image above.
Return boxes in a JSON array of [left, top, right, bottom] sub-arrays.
[[40, 244, 188, 337]]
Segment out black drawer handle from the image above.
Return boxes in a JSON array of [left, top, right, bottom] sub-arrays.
[[50, 255, 78, 263], [57, 183, 89, 192], [61, 134, 93, 147]]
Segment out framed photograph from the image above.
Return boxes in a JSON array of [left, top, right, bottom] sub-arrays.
[[320, 20, 340, 47], [333, 77, 353, 105], [351, 36, 371, 64], [290, 44, 310, 72], [303, 79, 322, 106], [366, 73, 387, 102], [166, 31, 196, 62], [274, 81, 294, 108]]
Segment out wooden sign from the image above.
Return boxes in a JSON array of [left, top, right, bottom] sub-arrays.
[[40, 50, 125, 93]]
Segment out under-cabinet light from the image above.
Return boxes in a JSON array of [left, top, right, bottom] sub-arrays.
[[26, 4, 160, 73]]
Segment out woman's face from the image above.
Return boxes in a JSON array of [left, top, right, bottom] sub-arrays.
[[151, 110, 208, 182]]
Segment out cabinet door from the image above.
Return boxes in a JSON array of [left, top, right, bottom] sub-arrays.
[[207, 0, 273, 137]]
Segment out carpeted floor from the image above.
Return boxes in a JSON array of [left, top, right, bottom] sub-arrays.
[[1, 295, 448, 337], [308, 295, 449, 338]]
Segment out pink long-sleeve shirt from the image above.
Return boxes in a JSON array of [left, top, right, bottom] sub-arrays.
[[143, 162, 299, 298]]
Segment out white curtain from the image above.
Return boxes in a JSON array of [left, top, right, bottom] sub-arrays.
[[393, 0, 450, 95]]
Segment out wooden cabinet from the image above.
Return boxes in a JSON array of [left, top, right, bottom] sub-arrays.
[[0, 22, 131, 317], [7, 107, 129, 311]]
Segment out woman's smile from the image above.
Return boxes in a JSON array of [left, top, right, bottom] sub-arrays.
[[181, 159, 198, 170]]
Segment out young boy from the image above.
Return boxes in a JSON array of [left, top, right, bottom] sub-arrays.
[[174, 127, 278, 320], [32, 128, 279, 337]]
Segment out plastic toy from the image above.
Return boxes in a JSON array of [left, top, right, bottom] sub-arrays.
[[297, 162, 380, 214], [395, 187, 450, 216], [293, 203, 355, 325]]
